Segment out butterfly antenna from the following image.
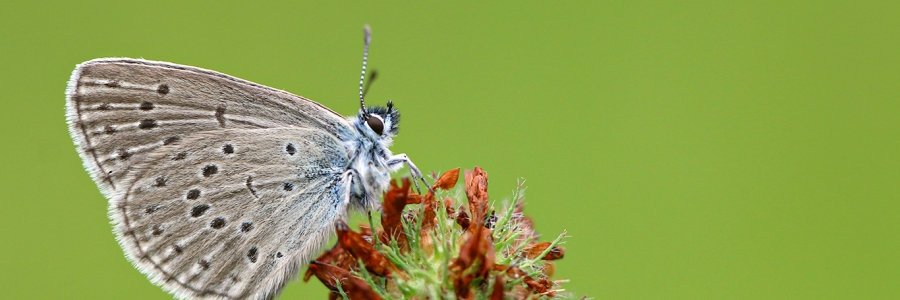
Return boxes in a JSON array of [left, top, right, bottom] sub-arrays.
[[359, 24, 372, 119]]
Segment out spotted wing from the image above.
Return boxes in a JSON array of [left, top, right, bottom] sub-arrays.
[[113, 128, 352, 300], [66, 58, 354, 198]]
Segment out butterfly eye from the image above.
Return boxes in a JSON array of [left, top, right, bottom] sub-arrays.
[[366, 116, 384, 135]]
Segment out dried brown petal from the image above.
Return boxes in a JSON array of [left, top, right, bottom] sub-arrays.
[[543, 261, 556, 277], [480, 231, 496, 277], [521, 276, 557, 297], [505, 266, 527, 280], [308, 261, 383, 300], [538, 278, 556, 297], [406, 194, 423, 204], [421, 191, 437, 232], [380, 178, 412, 247], [304, 242, 355, 282], [492, 264, 508, 272], [464, 167, 489, 229], [307, 261, 354, 291], [522, 242, 565, 260], [544, 246, 565, 260], [336, 220, 396, 276], [452, 228, 480, 271], [433, 168, 461, 189], [443, 198, 456, 216], [451, 226, 495, 299], [539, 279, 554, 293], [456, 209, 471, 230], [451, 229, 480, 299], [523, 276, 548, 294], [454, 277, 474, 300], [512, 284, 532, 300], [422, 169, 460, 234], [490, 274, 505, 300]]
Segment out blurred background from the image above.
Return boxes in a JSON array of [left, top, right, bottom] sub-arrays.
[[1, 1, 898, 299]]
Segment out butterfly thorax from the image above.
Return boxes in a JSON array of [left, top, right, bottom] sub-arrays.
[[343, 107, 401, 212]]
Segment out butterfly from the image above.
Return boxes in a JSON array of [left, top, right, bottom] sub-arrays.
[[65, 25, 427, 299]]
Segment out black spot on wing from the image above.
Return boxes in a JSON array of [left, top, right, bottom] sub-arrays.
[[215, 104, 226, 127], [202, 165, 218, 177], [210, 217, 226, 229], [186, 189, 201, 200], [139, 101, 154, 110], [285, 143, 296, 156], [138, 119, 157, 129], [157, 84, 169, 95], [191, 204, 210, 217]]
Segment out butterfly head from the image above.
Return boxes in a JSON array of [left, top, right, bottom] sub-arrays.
[[357, 100, 400, 139]]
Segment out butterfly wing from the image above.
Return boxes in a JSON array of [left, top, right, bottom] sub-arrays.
[[66, 58, 355, 198], [115, 128, 353, 300]]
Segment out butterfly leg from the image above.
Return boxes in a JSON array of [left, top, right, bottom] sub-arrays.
[[336, 170, 358, 223], [345, 168, 377, 213], [387, 153, 433, 194]]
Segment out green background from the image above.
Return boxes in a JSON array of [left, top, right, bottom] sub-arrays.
[[2, 1, 898, 299]]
